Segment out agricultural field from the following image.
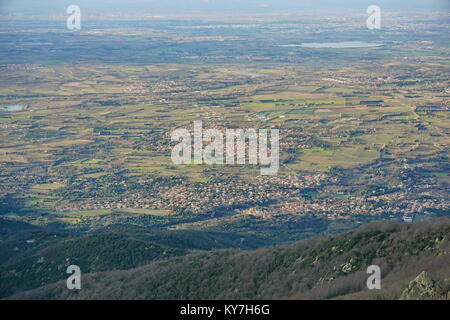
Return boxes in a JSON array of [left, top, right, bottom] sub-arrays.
[[0, 10, 448, 241]]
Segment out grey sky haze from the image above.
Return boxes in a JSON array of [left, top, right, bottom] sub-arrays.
[[1, 0, 448, 15]]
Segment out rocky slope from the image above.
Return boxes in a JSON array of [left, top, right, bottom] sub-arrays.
[[400, 271, 449, 300]]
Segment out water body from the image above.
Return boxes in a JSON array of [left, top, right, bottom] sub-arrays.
[[1, 105, 24, 111], [281, 41, 384, 49], [234, 71, 259, 77]]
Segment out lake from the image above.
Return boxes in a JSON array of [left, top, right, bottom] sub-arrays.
[[1, 105, 24, 111], [281, 41, 384, 49]]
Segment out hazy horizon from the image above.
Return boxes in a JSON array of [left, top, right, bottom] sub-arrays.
[[1, 0, 449, 16]]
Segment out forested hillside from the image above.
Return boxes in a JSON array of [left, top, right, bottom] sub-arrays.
[[0, 220, 270, 298], [8, 218, 450, 300]]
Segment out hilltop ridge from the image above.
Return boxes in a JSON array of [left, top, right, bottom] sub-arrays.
[[8, 217, 450, 300]]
